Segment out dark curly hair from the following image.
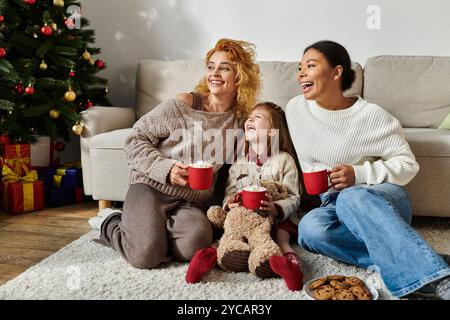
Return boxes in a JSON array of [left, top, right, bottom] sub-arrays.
[[304, 40, 356, 91]]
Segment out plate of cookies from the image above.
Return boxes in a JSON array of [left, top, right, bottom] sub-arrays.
[[303, 275, 378, 300]]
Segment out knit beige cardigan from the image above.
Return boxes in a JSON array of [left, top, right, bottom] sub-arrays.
[[224, 151, 301, 221], [124, 98, 238, 204]]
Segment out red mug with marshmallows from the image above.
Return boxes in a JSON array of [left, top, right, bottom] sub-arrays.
[[234, 187, 268, 210], [187, 166, 213, 190], [303, 169, 331, 195]]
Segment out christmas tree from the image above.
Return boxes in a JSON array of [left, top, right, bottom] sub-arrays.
[[0, 0, 110, 143]]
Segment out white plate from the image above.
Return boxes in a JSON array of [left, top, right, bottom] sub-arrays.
[[303, 276, 379, 300]]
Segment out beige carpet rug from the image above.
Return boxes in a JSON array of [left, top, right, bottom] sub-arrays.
[[0, 230, 397, 300]]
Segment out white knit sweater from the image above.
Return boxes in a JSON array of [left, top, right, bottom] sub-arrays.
[[285, 95, 419, 187]]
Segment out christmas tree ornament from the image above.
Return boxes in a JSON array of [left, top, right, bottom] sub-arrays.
[[39, 60, 48, 71], [0, 15, 4, 23], [53, 0, 65, 7], [49, 109, 61, 119], [89, 58, 95, 66], [82, 50, 91, 60], [85, 99, 93, 109], [64, 88, 77, 102], [72, 123, 84, 136], [0, 134, 10, 144], [33, 33, 38, 38], [95, 59, 106, 69], [0, 48, 6, 58], [25, 84, 35, 95], [51, 22, 58, 31], [41, 24, 53, 36], [69, 69, 76, 77], [24, 0, 36, 5], [105, 86, 109, 93], [14, 83, 25, 94], [55, 141, 66, 151]]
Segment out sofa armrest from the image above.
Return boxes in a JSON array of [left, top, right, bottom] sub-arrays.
[[80, 106, 136, 196], [80, 106, 136, 138]]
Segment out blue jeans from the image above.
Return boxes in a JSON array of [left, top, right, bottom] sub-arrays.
[[298, 183, 450, 297]]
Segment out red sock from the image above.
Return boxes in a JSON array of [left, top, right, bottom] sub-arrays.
[[185, 247, 217, 284], [269, 255, 304, 291]]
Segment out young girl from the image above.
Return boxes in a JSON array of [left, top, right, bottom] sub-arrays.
[[186, 102, 303, 291]]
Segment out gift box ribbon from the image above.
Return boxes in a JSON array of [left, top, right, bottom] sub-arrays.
[[2, 165, 38, 183], [3, 144, 31, 176], [56, 161, 82, 176], [2, 165, 39, 213]]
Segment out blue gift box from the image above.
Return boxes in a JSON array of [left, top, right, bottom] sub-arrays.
[[42, 167, 83, 189], [45, 187, 76, 207]]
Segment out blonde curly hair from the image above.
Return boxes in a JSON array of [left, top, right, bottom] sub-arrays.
[[195, 39, 261, 118]]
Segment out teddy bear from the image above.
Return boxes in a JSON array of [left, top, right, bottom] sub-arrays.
[[206, 179, 289, 278]]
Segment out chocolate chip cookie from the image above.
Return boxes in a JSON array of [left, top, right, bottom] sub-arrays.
[[313, 285, 335, 300]]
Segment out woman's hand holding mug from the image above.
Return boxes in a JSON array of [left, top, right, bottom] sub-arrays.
[[169, 162, 189, 186], [329, 165, 356, 190]]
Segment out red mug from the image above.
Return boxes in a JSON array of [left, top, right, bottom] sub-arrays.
[[234, 188, 267, 210], [187, 166, 213, 190], [303, 170, 331, 195]]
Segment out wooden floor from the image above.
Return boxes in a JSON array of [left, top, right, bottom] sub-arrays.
[[0, 201, 97, 285]]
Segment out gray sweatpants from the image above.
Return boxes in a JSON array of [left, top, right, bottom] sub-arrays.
[[100, 183, 213, 269]]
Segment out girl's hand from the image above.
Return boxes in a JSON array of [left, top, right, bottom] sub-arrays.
[[223, 196, 240, 211], [259, 200, 278, 218], [329, 165, 355, 190], [169, 162, 189, 186]]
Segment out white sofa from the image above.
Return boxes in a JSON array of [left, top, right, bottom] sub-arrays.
[[80, 57, 450, 217]]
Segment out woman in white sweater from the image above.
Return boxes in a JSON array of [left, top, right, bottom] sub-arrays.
[[286, 40, 449, 299]]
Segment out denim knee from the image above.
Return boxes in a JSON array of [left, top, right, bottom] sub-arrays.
[[337, 186, 368, 205], [337, 187, 375, 212], [336, 185, 412, 224]]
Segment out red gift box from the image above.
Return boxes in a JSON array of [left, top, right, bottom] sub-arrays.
[[1, 166, 44, 214], [1, 143, 31, 177]]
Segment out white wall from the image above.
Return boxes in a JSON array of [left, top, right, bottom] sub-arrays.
[[82, 0, 450, 108]]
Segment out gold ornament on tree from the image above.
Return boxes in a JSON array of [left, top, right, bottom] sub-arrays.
[[64, 86, 77, 102], [49, 109, 60, 119], [53, 0, 64, 7], [105, 86, 109, 93], [72, 122, 84, 136], [51, 22, 58, 31], [39, 60, 48, 71], [82, 49, 91, 60]]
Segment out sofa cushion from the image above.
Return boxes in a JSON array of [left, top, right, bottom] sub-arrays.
[[135, 60, 205, 119], [404, 128, 450, 157], [363, 56, 450, 128], [90, 128, 133, 150], [135, 60, 363, 117]]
